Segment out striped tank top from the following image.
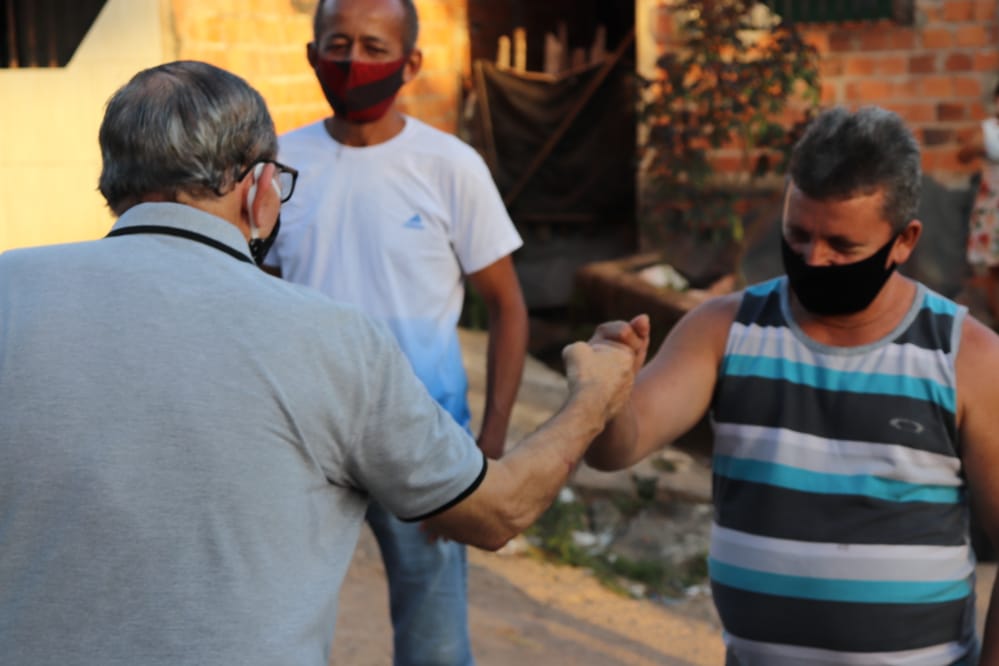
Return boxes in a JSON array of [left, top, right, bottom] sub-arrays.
[[710, 277, 976, 666]]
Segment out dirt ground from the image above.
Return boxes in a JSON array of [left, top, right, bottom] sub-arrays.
[[331, 527, 726, 666], [332, 528, 997, 665]]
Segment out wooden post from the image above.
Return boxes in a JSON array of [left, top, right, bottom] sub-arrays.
[[513, 27, 527, 72], [590, 25, 607, 64], [496, 35, 511, 69], [543, 33, 563, 75]]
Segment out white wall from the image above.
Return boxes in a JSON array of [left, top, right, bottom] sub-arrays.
[[0, 0, 164, 251]]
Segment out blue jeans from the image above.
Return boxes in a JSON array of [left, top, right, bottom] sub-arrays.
[[366, 501, 474, 666]]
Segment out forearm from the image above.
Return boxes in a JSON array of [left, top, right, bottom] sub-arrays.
[[980, 573, 999, 662], [478, 298, 528, 458], [478, 388, 610, 544], [585, 401, 641, 471], [426, 384, 611, 550]]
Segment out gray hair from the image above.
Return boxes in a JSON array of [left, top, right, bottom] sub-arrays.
[[789, 106, 921, 233], [98, 60, 277, 215], [314, 0, 419, 53]]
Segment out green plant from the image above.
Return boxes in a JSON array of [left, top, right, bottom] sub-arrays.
[[639, 0, 820, 268], [526, 492, 712, 601]]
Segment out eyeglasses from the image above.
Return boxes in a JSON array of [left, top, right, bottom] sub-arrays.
[[237, 159, 299, 204]]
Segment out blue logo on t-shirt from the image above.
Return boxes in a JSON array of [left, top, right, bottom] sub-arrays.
[[403, 214, 424, 230]]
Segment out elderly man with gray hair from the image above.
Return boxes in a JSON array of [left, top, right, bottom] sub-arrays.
[[0, 60, 636, 666]]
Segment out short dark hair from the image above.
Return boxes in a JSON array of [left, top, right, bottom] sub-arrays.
[[789, 106, 921, 233], [98, 61, 277, 216], [314, 0, 419, 53]]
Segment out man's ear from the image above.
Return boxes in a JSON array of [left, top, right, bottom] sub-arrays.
[[307, 42, 318, 69], [893, 219, 923, 265], [403, 48, 422, 83]]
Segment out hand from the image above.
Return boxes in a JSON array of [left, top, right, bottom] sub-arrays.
[[562, 340, 636, 421], [590, 314, 651, 374]]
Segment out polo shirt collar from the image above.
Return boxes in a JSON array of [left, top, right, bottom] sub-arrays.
[[110, 202, 251, 259]]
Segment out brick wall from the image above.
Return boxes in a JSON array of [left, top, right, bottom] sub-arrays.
[[164, 0, 467, 134], [640, 0, 999, 185], [804, 0, 999, 183]]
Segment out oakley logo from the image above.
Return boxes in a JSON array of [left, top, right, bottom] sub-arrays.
[[889, 418, 925, 435]]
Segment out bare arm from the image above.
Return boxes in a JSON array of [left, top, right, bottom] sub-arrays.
[[423, 340, 635, 550], [585, 293, 740, 471], [467, 256, 528, 459], [955, 316, 999, 662]]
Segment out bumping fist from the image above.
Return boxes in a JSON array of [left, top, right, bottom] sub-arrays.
[[561, 339, 637, 422], [589, 314, 651, 375]]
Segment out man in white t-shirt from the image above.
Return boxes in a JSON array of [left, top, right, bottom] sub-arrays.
[[263, 0, 528, 663]]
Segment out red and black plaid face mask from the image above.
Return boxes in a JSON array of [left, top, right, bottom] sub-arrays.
[[314, 57, 407, 123]]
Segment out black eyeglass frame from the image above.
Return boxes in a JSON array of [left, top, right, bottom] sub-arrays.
[[237, 159, 299, 204]]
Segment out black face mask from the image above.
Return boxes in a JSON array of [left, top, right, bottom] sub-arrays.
[[781, 233, 898, 316], [248, 215, 280, 267]]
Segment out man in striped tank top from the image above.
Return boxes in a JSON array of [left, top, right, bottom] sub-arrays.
[[587, 106, 999, 665]]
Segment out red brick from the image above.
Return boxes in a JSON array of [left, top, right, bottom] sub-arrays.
[[821, 81, 840, 104], [937, 102, 966, 121], [945, 52, 974, 71], [858, 30, 889, 50], [888, 30, 917, 50], [956, 25, 989, 47], [820, 55, 844, 77], [908, 103, 940, 124], [957, 125, 982, 143], [920, 76, 954, 98], [845, 79, 893, 102], [877, 55, 908, 76], [921, 4, 943, 22], [942, 0, 976, 21], [922, 127, 955, 146], [953, 77, 983, 98], [892, 79, 922, 99], [974, 0, 999, 20], [975, 51, 999, 72], [909, 54, 937, 74], [828, 30, 854, 52], [922, 28, 953, 48], [883, 103, 936, 124], [844, 56, 877, 76]]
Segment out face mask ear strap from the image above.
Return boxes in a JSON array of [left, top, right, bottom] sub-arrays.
[[246, 163, 266, 238]]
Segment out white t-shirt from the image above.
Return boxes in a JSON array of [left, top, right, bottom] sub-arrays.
[[983, 117, 999, 163], [269, 117, 522, 427]]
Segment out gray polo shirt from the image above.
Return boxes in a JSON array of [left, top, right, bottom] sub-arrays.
[[0, 203, 485, 666]]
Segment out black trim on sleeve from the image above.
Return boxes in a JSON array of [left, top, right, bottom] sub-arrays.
[[400, 453, 489, 523]]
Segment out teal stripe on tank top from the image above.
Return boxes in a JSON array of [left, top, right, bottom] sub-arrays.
[[923, 290, 962, 316], [713, 455, 963, 504], [721, 354, 956, 413], [709, 558, 972, 604]]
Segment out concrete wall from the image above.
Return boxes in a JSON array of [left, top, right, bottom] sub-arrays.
[[0, 0, 164, 251]]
